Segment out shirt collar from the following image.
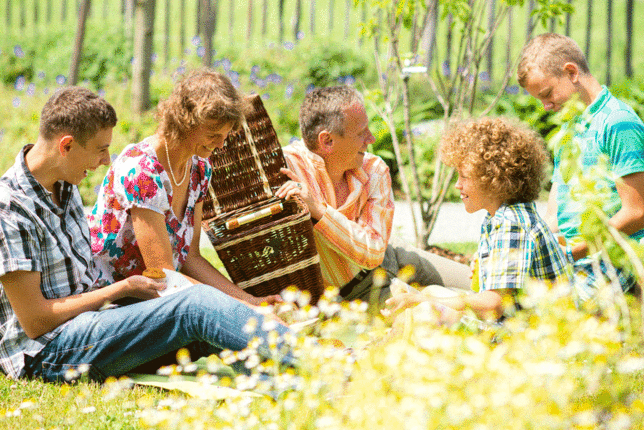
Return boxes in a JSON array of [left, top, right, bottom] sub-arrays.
[[15, 144, 71, 214], [586, 85, 610, 117]]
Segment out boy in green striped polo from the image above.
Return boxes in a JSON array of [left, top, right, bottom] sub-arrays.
[[518, 33, 644, 299]]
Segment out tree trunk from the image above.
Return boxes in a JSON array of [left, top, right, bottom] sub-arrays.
[[62, 0, 67, 22], [506, 8, 513, 69], [47, 0, 53, 23], [358, 2, 366, 47], [211, 0, 218, 36], [261, 0, 268, 36], [125, 0, 134, 38], [69, 0, 91, 86], [163, 0, 170, 67], [33, 0, 38, 25], [410, 10, 418, 53], [247, 0, 254, 46], [625, 0, 633, 78], [229, 0, 234, 45], [329, 0, 334, 31], [203, 0, 215, 66], [605, 0, 612, 86], [132, 0, 156, 114], [293, 0, 301, 40], [585, 0, 593, 61], [196, 0, 201, 36], [421, 1, 438, 72], [525, 0, 534, 40], [308, 0, 315, 35], [445, 13, 453, 77], [19, 0, 25, 28], [549, 16, 556, 33], [179, 0, 185, 57], [5, 0, 11, 28], [278, 0, 285, 42], [565, 0, 572, 36], [344, 0, 350, 39], [486, 0, 496, 83]]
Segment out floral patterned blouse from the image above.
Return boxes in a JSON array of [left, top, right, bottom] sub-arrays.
[[89, 138, 212, 287]]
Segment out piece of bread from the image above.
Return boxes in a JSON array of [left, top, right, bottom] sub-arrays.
[[142, 267, 166, 280]]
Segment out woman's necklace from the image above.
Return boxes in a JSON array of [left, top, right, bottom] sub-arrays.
[[164, 138, 189, 187]]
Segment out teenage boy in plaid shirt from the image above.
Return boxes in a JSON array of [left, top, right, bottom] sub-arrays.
[[518, 33, 644, 300], [276, 86, 472, 305], [384, 117, 572, 324], [0, 87, 291, 382]]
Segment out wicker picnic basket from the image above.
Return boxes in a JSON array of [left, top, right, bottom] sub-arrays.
[[202, 95, 324, 303]]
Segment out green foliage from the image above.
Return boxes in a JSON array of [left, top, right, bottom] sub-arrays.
[[487, 92, 558, 140], [0, 18, 132, 89]]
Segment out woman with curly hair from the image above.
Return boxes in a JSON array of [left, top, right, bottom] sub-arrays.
[[384, 117, 572, 324], [89, 69, 281, 306]]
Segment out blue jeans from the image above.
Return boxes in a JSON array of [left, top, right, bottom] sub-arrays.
[[23, 284, 292, 382]]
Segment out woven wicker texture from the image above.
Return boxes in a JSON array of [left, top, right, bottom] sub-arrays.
[[203, 95, 288, 219], [202, 95, 324, 303]]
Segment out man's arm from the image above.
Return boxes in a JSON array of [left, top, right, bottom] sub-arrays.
[[609, 171, 644, 234], [0, 271, 163, 339]]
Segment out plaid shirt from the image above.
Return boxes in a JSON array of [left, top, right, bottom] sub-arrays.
[[477, 202, 573, 291], [283, 140, 395, 288], [0, 145, 95, 378]]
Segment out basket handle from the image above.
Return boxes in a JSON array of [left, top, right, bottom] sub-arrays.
[[225, 203, 283, 230], [242, 118, 273, 200]]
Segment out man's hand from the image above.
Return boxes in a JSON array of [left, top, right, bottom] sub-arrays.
[[277, 168, 327, 220]]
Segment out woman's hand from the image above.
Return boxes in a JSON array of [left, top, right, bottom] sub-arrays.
[[119, 275, 167, 300], [249, 294, 283, 306]]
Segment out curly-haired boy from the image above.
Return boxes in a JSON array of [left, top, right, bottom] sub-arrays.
[[384, 117, 572, 323]]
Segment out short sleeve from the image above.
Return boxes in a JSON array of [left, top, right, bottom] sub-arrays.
[[604, 111, 644, 178], [110, 148, 170, 215], [0, 205, 41, 277]]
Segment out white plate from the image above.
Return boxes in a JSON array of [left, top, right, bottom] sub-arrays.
[[157, 269, 194, 297]]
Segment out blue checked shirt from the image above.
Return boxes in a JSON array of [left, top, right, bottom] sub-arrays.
[[477, 202, 573, 291], [0, 145, 96, 378]]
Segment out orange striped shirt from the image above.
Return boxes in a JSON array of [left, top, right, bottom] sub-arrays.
[[283, 140, 395, 288]]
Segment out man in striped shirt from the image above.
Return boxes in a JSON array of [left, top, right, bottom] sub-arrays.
[[277, 86, 471, 305]]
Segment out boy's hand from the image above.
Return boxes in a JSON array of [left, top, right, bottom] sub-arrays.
[[381, 292, 425, 319], [122, 275, 166, 300]]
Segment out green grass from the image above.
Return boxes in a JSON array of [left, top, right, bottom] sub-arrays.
[[1, 290, 642, 429], [435, 241, 478, 257]]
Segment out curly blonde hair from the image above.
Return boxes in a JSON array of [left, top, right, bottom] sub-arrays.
[[156, 69, 247, 147], [440, 117, 547, 204]]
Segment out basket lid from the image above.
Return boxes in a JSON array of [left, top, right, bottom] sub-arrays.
[[203, 95, 289, 219]]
